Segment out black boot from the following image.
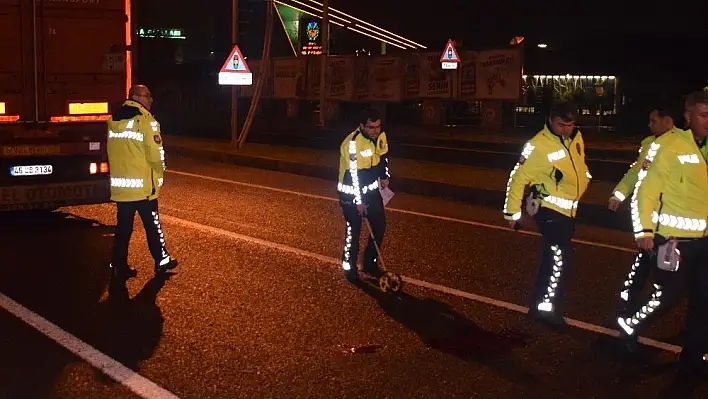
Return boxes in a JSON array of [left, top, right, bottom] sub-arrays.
[[110, 263, 137, 280], [362, 258, 384, 279], [344, 270, 359, 283]]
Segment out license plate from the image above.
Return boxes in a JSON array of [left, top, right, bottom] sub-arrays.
[[10, 164, 53, 176]]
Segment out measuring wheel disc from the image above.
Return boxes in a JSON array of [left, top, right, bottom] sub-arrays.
[[386, 272, 402, 292], [378, 275, 390, 292]]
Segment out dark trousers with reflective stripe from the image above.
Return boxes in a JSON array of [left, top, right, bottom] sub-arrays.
[[530, 207, 575, 315], [340, 191, 386, 277], [618, 249, 654, 309], [111, 199, 170, 269], [620, 236, 708, 368]]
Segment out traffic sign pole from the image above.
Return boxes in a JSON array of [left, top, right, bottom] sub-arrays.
[[231, 0, 239, 145]]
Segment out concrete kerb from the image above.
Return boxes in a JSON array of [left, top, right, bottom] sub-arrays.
[[166, 144, 632, 232]]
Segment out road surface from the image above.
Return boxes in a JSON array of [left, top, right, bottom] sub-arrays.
[[0, 156, 702, 399]]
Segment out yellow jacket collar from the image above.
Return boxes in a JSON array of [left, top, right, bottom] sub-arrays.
[[688, 129, 708, 147], [540, 124, 578, 142], [123, 99, 152, 117], [355, 128, 380, 143], [679, 128, 697, 143]]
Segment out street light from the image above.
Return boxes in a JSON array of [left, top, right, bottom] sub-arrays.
[[537, 43, 547, 48]]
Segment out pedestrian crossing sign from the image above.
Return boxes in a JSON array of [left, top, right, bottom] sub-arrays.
[[219, 45, 252, 86]]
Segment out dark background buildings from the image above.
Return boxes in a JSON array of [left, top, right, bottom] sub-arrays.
[[131, 0, 707, 136]]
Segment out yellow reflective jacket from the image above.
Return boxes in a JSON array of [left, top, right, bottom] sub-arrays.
[[611, 135, 656, 202], [337, 129, 389, 205], [503, 125, 591, 219], [106, 100, 166, 202], [631, 128, 708, 239]]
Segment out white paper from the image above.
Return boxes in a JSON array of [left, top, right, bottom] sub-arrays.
[[379, 186, 395, 206]]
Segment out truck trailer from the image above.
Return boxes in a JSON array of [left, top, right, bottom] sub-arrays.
[[0, 0, 132, 211]]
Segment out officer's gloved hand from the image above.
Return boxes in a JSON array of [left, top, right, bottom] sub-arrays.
[[525, 192, 540, 216], [608, 197, 622, 211]]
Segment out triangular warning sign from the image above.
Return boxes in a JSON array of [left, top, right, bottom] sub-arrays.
[[440, 39, 460, 63], [218, 45, 253, 86], [220, 45, 250, 73]]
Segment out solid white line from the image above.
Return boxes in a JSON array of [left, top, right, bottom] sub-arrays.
[[160, 213, 681, 355], [168, 170, 635, 254], [403, 277, 680, 353], [403, 277, 528, 313], [0, 293, 180, 399]]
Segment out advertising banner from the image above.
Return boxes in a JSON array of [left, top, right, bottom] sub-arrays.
[[352, 57, 369, 101], [326, 56, 354, 100], [419, 52, 454, 98], [458, 51, 477, 99], [272, 58, 306, 99], [368, 57, 402, 101], [402, 55, 420, 99], [475, 49, 522, 100], [306, 58, 322, 100]]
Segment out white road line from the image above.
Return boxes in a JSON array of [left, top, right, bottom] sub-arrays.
[[160, 213, 682, 355], [406, 277, 681, 354], [168, 170, 635, 254], [0, 293, 180, 399]]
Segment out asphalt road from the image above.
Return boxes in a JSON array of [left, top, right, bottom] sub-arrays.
[[246, 132, 637, 182], [0, 156, 704, 399]]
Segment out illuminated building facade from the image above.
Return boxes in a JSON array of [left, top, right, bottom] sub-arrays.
[[515, 74, 619, 129]]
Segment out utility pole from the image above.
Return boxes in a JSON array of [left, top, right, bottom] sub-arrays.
[[317, 0, 329, 127], [230, 0, 239, 144], [236, 0, 274, 148]]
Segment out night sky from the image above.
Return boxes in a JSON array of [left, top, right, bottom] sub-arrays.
[[139, 0, 707, 90], [143, 0, 708, 53], [332, 0, 708, 89], [343, 0, 708, 48]]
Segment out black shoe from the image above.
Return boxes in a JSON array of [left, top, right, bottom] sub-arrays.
[[361, 266, 384, 279], [111, 264, 137, 280], [344, 270, 359, 283], [616, 318, 639, 353], [155, 259, 178, 274], [530, 309, 568, 328]]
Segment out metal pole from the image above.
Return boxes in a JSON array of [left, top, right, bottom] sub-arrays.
[[317, 0, 329, 127], [230, 0, 239, 144], [127, 0, 136, 91], [237, 0, 274, 148], [32, 0, 39, 121]]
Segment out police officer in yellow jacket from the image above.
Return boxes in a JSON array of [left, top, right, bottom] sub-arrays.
[[608, 107, 681, 311], [504, 101, 591, 326], [618, 92, 708, 377], [337, 108, 390, 282], [107, 85, 178, 279]]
